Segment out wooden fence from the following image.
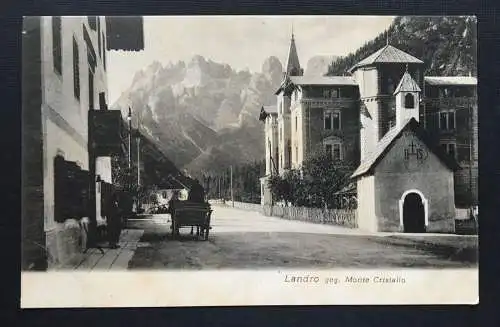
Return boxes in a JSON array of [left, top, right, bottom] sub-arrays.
[[263, 205, 357, 228]]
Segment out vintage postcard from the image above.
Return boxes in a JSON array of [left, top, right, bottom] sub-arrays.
[[21, 15, 478, 307]]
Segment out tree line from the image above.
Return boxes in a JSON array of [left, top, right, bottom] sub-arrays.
[[267, 150, 357, 209]]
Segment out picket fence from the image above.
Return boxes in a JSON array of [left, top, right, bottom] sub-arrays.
[[262, 205, 358, 228], [216, 200, 357, 228]]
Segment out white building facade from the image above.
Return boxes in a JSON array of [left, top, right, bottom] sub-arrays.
[[22, 16, 145, 270]]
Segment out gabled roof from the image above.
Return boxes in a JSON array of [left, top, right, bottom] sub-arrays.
[[351, 118, 459, 179], [348, 45, 423, 73], [394, 71, 421, 94], [424, 76, 477, 86]]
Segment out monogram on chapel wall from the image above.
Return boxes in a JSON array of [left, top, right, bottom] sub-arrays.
[[402, 131, 428, 169]]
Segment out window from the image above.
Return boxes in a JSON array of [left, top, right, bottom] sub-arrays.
[[73, 37, 80, 101], [441, 143, 456, 159], [324, 111, 341, 130], [279, 127, 282, 141], [88, 68, 94, 110], [323, 89, 330, 98], [295, 116, 298, 131], [324, 112, 332, 130], [405, 93, 415, 108], [295, 146, 298, 162], [98, 20, 101, 57], [387, 77, 395, 94], [439, 111, 456, 131], [331, 88, 339, 98], [294, 91, 298, 102], [102, 32, 107, 70], [325, 144, 333, 158], [333, 144, 342, 160], [325, 143, 342, 161], [52, 16, 62, 74], [439, 87, 451, 98]]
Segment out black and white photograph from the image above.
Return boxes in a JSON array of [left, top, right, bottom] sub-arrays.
[[21, 15, 478, 307]]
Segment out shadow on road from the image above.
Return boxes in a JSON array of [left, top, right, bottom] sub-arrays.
[[127, 227, 478, 270]]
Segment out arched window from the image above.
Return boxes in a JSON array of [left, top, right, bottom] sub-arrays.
[[405, 93, 415, 109]]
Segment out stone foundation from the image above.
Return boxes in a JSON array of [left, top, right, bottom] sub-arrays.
[[45, 219, 89, 269]]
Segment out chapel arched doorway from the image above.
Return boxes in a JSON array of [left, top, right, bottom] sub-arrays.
[[402, 192, 426, 233]]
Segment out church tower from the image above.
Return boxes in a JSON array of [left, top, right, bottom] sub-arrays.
[[277, 30, 302, 174], [285, 30, 304, 76], [349, 44, 424, 161], [394, 66, 421, 129]]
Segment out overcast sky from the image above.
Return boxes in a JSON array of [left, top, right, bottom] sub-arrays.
[[107, 16, 395, 103]]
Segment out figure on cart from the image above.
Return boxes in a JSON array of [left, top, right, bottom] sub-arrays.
[[169, 178, 212, 241]]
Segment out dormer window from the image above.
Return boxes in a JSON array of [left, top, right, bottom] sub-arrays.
[[404, 93, 415, 108]]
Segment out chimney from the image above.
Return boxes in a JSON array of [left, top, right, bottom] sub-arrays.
[[99, 92, 108, 110]]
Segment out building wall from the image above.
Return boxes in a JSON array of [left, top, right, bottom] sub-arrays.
[[423, 84, 478, 206], [356, 175, 377, 232], [264, 114, 278, 176], [22, 16, 46, 270], [39, 16, 110, 268], [356, 66, 380, 161], [277, 94, 291, 174], [291, 86, 360, 169], [373, 132, 455, 233]]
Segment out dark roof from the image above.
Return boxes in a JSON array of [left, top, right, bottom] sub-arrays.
[[263, 105, 278, 114], [394, 71, 421, 94], [106, 16, 145, 51], [286, 35, 301, 74], [349, 45, 423, 73], [351, 118, 460, 179], [424, 76, 477, 86], [290, 76, 358, 86], [275, 75, 357, 94]]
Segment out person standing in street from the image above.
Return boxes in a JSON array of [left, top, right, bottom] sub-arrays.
[[106, 191, 122, 249]]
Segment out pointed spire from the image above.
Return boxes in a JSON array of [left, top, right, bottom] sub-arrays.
[[285, 26, 302, 76]]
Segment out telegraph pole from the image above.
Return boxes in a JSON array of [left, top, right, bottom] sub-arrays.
[[137, 136, 140, 186], [230, 165, 234, 207], [127, 107, 132, 169]]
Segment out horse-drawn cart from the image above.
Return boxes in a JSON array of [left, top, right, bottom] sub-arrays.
[[171, 201, 212, 240]]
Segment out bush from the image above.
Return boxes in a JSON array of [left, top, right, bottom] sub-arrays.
[[268, 150, 353, 208]]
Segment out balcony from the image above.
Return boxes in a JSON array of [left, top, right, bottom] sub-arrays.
[[424, 97, 477, 109], [301, 97, 357, 109], [89, 109, 127, 157]]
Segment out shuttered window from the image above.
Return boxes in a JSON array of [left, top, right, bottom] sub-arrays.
[[52, 16, 62, 75], [73, 37, 80, 101]]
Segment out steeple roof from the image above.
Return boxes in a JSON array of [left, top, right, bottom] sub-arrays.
[[394, 70, 421, 94], [285, 33, 301, 76], [348, 44, 423, 73]]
